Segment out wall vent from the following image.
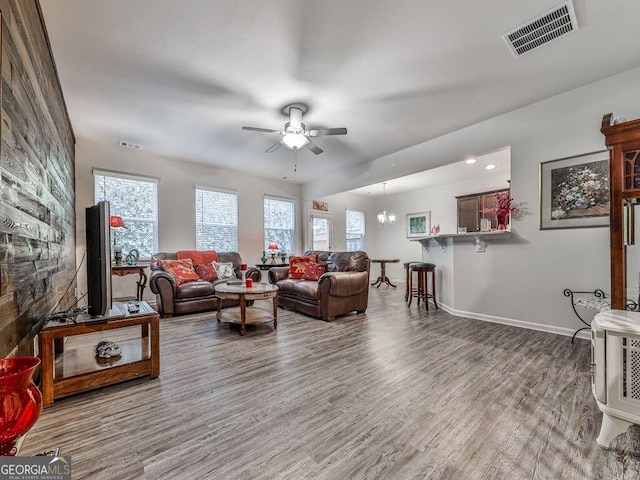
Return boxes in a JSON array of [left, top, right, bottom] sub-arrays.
[[502, 1, 578, 57], [119, 140, 142, 150]]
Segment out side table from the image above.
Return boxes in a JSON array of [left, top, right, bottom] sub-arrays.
[[255, 263, 288, 271], [38, 301, 159, 407], [371, 259, 400, 288], [112, 264, 148, 300]]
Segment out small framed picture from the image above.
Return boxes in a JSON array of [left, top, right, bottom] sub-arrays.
[[457, 226, 467, 233], [406, 212, 430, 238]]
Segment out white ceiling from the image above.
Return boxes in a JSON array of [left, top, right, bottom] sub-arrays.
[[40, 1, 640, 187], [349, 148, 510, 197]]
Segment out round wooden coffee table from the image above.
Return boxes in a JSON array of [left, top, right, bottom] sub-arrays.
[[215, 283, 278, 336]]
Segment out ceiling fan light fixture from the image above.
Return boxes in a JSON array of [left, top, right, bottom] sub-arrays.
[[283, 133, 308, 149]]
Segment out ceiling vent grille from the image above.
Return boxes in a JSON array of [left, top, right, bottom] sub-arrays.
[[119, 140, 142, 150], [502, 1, 578, 57]]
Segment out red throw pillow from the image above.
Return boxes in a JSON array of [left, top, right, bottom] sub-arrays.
[[289, 256, 316, 279], [177, 250, 219, 265], [194, 264, 218, 282], [303, 262, 325, 281], [160, 259, 200, 285]]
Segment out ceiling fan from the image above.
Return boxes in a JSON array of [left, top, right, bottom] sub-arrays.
[[242, 103, 347, 156]]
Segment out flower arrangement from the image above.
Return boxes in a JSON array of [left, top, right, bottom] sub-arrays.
[[551, 165, 608, 219], [482, 191, 518, 229]]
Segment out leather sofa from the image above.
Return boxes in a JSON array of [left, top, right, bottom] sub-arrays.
[[149, 251, 261, 317], [268, 250, 370, 321]]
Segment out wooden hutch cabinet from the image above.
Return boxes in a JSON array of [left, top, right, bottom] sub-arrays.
[[601, 113, 640, 309]]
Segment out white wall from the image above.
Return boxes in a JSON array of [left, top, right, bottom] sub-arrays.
[[75, 139, 303, 301], [302, 192, 378, 253], [303, 66, 640, 337]]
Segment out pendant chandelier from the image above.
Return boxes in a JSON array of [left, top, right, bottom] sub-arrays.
[[377, 182, 396, 224]]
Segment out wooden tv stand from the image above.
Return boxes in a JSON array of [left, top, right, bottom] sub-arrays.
[[39, 301, 159, 407]]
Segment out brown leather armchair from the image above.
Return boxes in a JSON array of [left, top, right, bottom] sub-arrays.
[[149, 251, 261, 317], [268, 250, 370, 321]]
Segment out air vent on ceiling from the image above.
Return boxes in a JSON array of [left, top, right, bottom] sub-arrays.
[[119, 140, 142, 150], [502, 1, 578, 57]]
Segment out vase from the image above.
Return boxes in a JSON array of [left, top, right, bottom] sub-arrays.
[[495, 213, 508, 231], [261, 251, 268, 264], [0, 356, 43, 456]]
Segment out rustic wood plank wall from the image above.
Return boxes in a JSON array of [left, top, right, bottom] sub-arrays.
[[0, 1, 75, 357]]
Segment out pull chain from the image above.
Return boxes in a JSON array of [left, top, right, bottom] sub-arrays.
[[293, 147, 298, 172]]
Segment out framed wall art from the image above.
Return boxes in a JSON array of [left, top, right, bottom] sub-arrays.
[[539, 150, 609, 230], [406, 211, 430, 238]]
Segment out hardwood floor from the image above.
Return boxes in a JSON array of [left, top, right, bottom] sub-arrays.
[[22, 286, 640, 479]]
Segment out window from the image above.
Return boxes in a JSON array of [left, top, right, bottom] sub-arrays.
[[94, 171, 158, 259], [264, 197, 295, 254], [310, 212, 331, 251], [456, 188, 509, 232], [195, 187, 238, 251], [346, 210, 365, 251]]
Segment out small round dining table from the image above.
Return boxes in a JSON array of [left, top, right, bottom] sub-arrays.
[[370, 259, 400, 288]]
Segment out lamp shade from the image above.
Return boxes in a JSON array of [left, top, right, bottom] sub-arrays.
[[282, 134, 308, 150], [110, 216, 127, 229], [267, 242, 279, 251]]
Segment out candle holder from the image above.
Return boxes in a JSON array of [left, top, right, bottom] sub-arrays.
[[240, 263, 247, 285]]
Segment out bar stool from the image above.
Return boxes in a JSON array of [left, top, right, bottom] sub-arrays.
[[403, 261, 421, 301], [407, 263, 438, 310]]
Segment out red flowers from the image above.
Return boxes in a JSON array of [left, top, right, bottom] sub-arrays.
[[482, 191, 518, 228]]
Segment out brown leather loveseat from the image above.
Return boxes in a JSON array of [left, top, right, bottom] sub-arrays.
[[268, 250, 370, 321], [149, 251, 261, 317]]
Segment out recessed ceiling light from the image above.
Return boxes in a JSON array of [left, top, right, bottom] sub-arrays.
[[486, 164, 496, 170], [465, 158, 476, 165]]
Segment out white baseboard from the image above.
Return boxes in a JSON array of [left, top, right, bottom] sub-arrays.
[[438, 302, 589, 341]]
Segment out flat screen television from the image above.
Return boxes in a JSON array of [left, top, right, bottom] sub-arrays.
[[85, 201, 112, 317]]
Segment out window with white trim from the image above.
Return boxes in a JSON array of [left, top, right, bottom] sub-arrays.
[[264, 196, 295, 254], [94, 171, 159, 259], [195, 187, 238, 251], [346, 209, 365, 251]]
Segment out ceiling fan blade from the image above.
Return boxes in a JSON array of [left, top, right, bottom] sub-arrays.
[[305, 140, 323, 155], [308, 127, 347, 137], [242, 126, 281, 134], [289, 107, 303, 129], [265, 142, 283, 153]]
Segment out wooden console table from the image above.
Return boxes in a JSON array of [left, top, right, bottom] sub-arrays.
[[255, 263, 288, 271], [112, 264, 148, 300], [38, 301, 159, 407]]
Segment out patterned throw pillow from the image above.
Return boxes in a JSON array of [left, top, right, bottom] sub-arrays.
[[289, 256, 316, 279], [194, 264, 218, 282], [160, 259, 200, 285], [213, 261, 235, 279], [177, 250, 219, 265], [302, 262, 326, 281]]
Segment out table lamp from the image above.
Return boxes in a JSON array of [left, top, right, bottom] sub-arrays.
[[267, 241, 279, 264], [110, 215, 128, 265]]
